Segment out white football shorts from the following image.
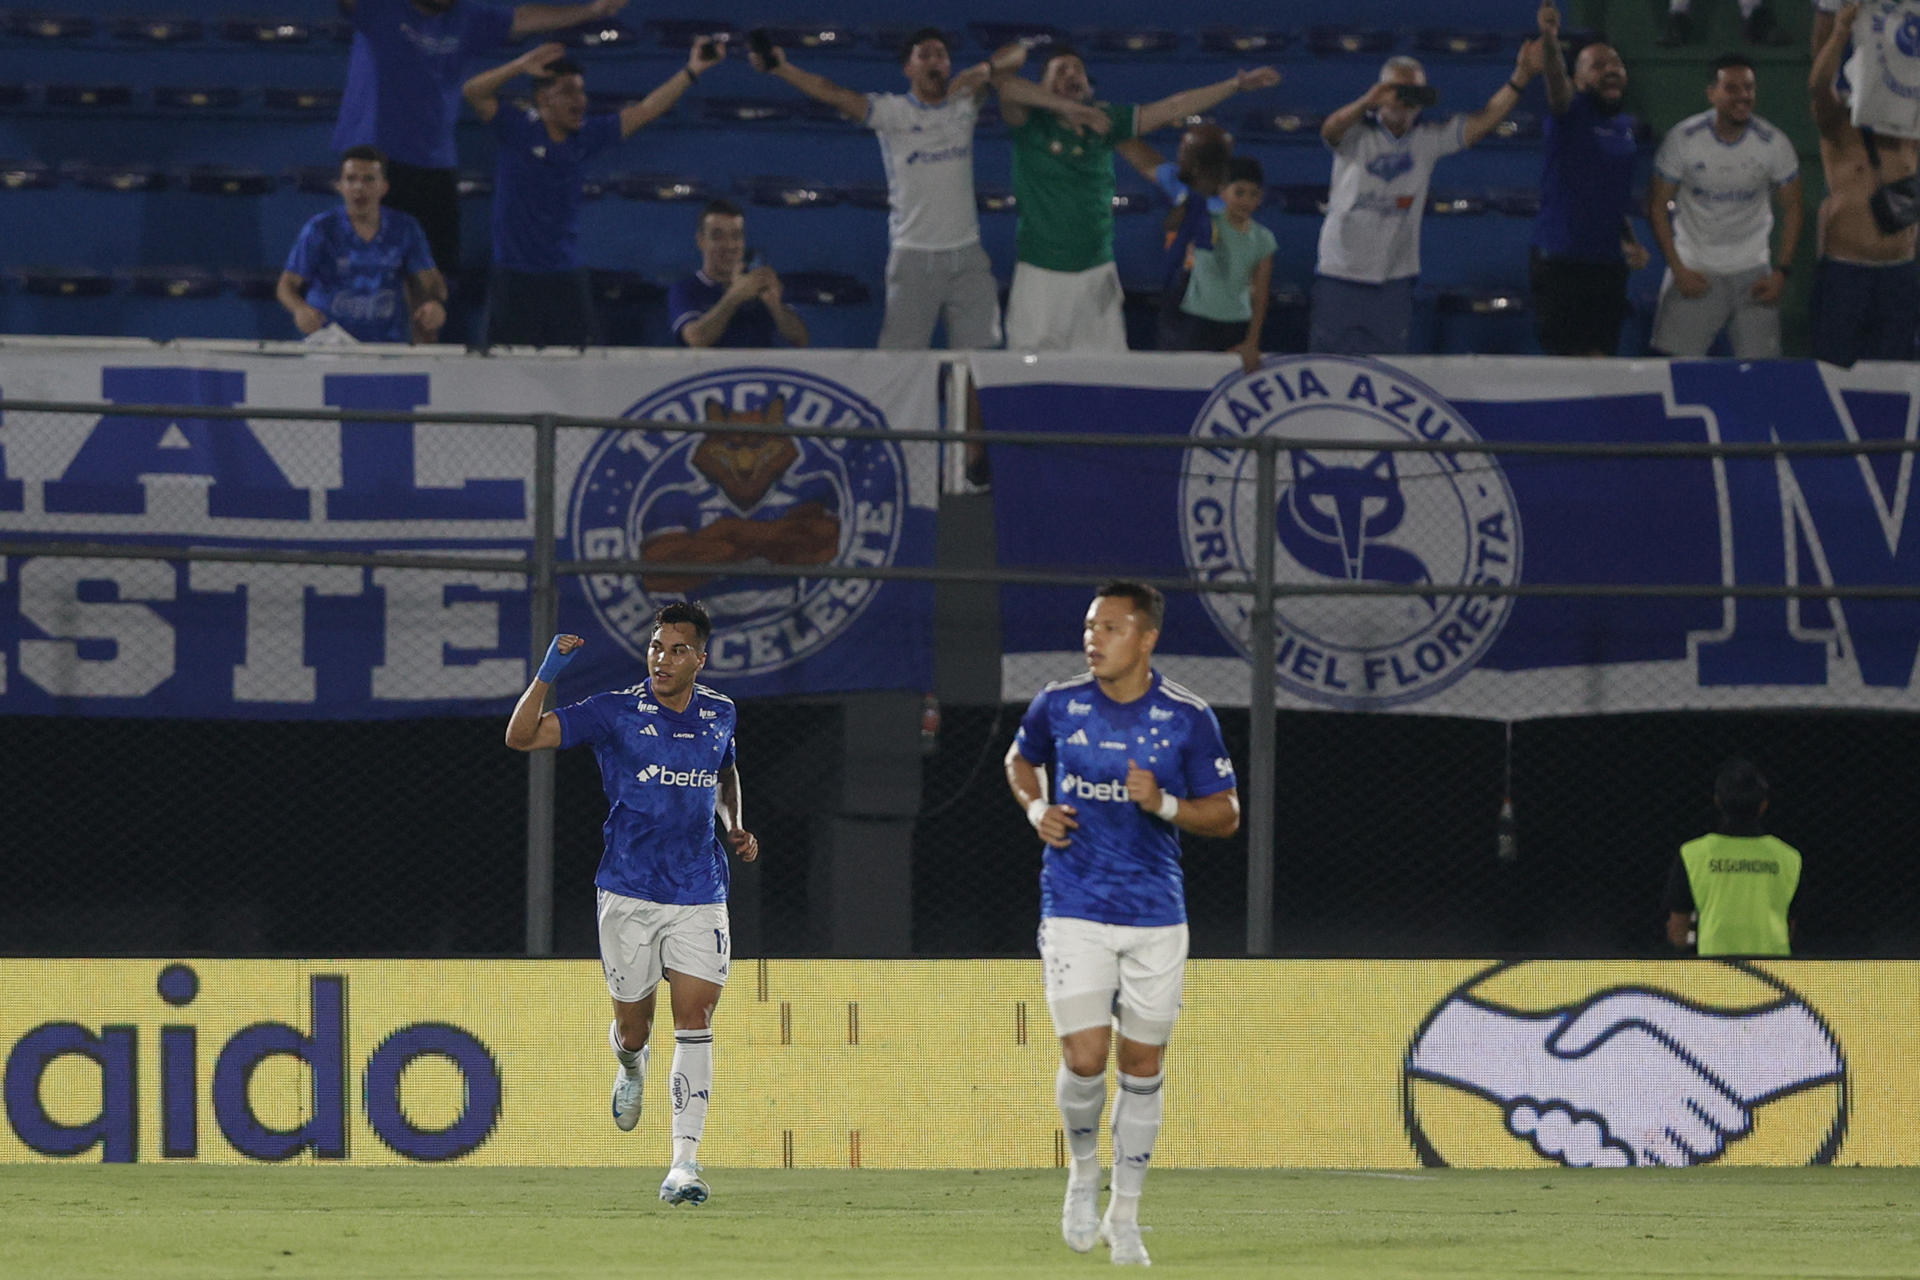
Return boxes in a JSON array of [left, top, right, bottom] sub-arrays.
[[1038, 915, 1189, 1046], [596, 889, 731, 1003]]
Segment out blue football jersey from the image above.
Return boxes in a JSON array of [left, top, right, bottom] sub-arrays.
[[1013, 671, 1237, 927], [556, 679, 739, 905]]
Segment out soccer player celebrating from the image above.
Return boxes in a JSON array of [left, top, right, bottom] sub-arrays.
[[505, 603, 758, 1206], [1002, 582, 1241, 1266]]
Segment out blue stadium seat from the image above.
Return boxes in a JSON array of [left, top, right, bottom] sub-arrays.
[[1427, 191, 1488, 217], [976, 186, 1016, 214], [1481, 111, 1543, 146], [222, 19, 317, 46], [2, 161, 57, 191], [113, 17, 205, 45], [613, 173, 718, 203], [7, 13, 93, 40], [781, 272, 871, 306], [1109, 190, 1156, 215], [14, 268, 114, 297], [703, 97, 795, 124], [290, 166, 338, 197], [1305, 26, 1398, 56], [644, 18, 737, 48], [1486, 188, 1541, 218], [1414, 29, 1513, 57], [1087, 28, 1183, 55], [1271, 184, 1330, 216], [837, 183, 892, 212], [1199, 28, 1294, 55], [968, 22, 1067, 51], [263, 87, 341, 117], [761, 23, 862, 53], [64, 161, 163, 192], [739, 176, 840, 209], [222, 269, 282, 301], [589, 270, 665, 306], [1242, 108, 1325, 141], [175, 167, 278, 197], [154, 86, 245, 112], [562, 19, 640, 49], [44, 85, 135, 109], [126, 266, 224, 299], [457, 172, 494, 199], [1434, 287, 1532, 355]]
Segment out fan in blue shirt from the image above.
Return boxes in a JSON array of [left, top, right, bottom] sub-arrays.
[[277, 147, 446, 343], [1004, 581, 1239, 1264], [464, 37, 724, 347], [506, 601, 758, 1208], [669, 200, 812, 348]]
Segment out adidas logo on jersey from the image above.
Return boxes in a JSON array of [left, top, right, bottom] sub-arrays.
[[1150, 706, 1175, 721], [1066, 729, 1089, 746], [639, 724, 659, 737], [636, 764, 720, 787]]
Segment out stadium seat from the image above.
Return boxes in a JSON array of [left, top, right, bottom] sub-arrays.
[[760, 23, 860, 52], [44, 85, 135, 109], [1199, 28, 1294, 55], [589, 270, 666, 306], [0, 84, 27, 109], [968, 22, 1067, 51], [7, 13, 93, 40], [64, 161, 164, 192], [613, 173, 717, 203], [175, 167, 278, 197], [739, 176, 839, 209], [1434, 287, 1532, 355], [13, 268, 114, 297], [457, 172, 494, 199], [1271, 184, 1331, 216], [1414, 29, 1512, 57], [290, 166, 339, 197], [263, 87, 342, 117], [703, 97, 795, 124], [1427, 191, 1488, 217], [644, 18, 737, 48], [1242, 108, 1325, 140], [1, 161, 57, 190], [1109, 190, 1155, 215], [976, 186, 1016, 214], [780, 271, 871, 306], [1305, 26, 1398, 56], [563, 19, 639, 49], [222, 268, 282, 300], [153, 86, 245, 112], [1481, 112, 1543, 145], [112, 17, 205, 44], [1486, 188, 1542, 218], [222, 19, 315, 45], [837, 183, 891, 211], [1088, 28, 1183, 55], [126, 267, 224, 299]]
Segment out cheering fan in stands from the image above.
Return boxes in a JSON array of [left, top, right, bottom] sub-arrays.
[[993, 44, 1281, 352], [277, 146, 446, 344], [463, 36, 725, 347], [334, 0, 632, 338], [669, 199, 811, 349]]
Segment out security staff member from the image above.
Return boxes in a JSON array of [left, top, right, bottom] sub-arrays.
[[1665, 759, 1801, 956]]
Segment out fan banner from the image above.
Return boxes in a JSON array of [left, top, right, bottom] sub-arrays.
[[0, 347, 939, 717], [973, 353, 1920, 716]]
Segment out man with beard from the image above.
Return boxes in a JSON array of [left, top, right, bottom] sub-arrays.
[[1646, 55, 1802, 359], [1531, 1, 1652, 356], [1808, 3, 1919, 366], [334, 0, 631, 338]]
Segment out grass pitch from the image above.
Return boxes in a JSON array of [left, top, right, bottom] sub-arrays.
[[3, 1166, 1917, 1279]]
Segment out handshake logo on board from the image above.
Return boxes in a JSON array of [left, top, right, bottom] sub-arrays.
[[1403, 962, 1846, 1168]]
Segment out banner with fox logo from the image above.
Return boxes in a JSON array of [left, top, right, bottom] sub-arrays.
[[973, 353, 1920, 717], [0, 346, 939, 717]]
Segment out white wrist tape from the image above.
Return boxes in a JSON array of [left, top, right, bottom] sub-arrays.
[[1156, 792, 1179, 822], [1026, 798, 1050, 830]]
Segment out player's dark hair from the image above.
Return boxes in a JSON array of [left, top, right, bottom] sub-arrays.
[[1714, 758, 1770, 822], [1095, 580, 1164, 632], [698, 197, 744, 233], [1225, 155, 1265, 189], [1709, 52, 1755, 81], [654, 601, 713, 648], [533, 57, 585, 90], [339, 144, 386, 174], [900, 26, 950, 64]]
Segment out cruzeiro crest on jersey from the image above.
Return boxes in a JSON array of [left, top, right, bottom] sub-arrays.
[[568, 367, 906, 678], [1178, 355, 1521, 708]]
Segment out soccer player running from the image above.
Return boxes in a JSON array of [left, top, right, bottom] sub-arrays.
[[505, 603, 759, 1206], [1002, 582, 1241, 1266]]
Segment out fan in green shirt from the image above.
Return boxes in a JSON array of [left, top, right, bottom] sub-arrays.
[[1664, 759, 1801, 956], [993, 44, 1280, 347]]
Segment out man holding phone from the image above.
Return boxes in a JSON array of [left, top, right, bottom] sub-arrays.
[[1311, 44, 1543, 355]]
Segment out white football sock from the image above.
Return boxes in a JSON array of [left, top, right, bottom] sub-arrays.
[[1056, 1064, 1107, 1165], [671, 1029, 713, 1166], [1109, 1070, 1164, 1202], [609, 1020, 647, 1073]]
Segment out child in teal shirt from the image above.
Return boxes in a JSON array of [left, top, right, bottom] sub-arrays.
[[1174, 156, 1276, 373]]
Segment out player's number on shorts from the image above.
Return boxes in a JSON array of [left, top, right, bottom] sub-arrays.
[[714, 928, 728, 955]]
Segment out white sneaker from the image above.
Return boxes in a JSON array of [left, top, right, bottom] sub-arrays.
[[1061, 1170, 1100, 1252], [659, 1162, 709, 1206], [609, 1025, 646, 1132], [1100, 1216, 1151, 1267]]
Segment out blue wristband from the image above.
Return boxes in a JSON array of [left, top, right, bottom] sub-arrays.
[[536, 637, 575, 684]]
